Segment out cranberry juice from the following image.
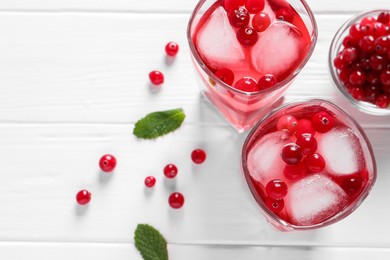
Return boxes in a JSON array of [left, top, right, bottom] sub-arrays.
[[242, 100, 376, 230], [192, 0, 312, 92]]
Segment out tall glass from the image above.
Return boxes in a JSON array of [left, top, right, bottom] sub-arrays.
[[187, 0, 318, 132]]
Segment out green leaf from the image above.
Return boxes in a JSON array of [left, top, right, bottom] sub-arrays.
[[133, 108, 185, 139], [134, 224, 168, 260]]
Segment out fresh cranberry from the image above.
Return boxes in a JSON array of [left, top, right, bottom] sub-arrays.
[[165, 41, 179, 56], [276, 115, 298, 133], [252, 12, 271, 32], [144, 176, 156, 188], [383, 84, 390, 95], [191, 149, 206, 164], [380, 69, 390, 85], [359, 35, 375, 53], [377, 12, 390, 24], [149, 70, 164, 85], [334, 54, 347, 70], [342, 47, 359, 63], [234, 77, 259, 92], [295, 119, 316, 137], [369, 22, 387, 38], [304, 153, 325, 173], [224, 0, 246, 12], [339, 68, 352, 84], [76, 190, 91, 205], [359, 57, 371, 71], [350, 87, 366, 101], [374, 35, 389, 55], [281, 143, 303, 165], [349, 23, 365, 41], [296, 134, 318, 155], [245, 0, 265, 13], [341, 174, 363, 195], [168, 192, 185, 209], [257, 74, 277, 89], [349, 70, 366, 86], [236, 26, 258, 46], [215, 68, 235, 85], [365, 85, 382, 103], [343, 35, 358, 48], [265, 197, 284, 213], [375, 94, 390, 108], [99, 154, 117, 172], [276, 8, 293, 23], [361, 16, 376, 25], [311, 112, 334, 133], [164, 164, 178, 178], [266, 179, 288, 200], [284, 162, 307, 180], [229, 7, 250, 28], [370, 55, 386, 71], [366, 71, 381, 85]]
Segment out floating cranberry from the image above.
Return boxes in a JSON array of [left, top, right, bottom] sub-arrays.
[[266, 179, 288, 200], [168, 192, 185, 209], [76, 190, 91, 205], [224, 0, 246, 12], [245, 0, 265, 13], [341, 174, 363, 195], [144, 176, 156, 188], [296, 134, 317, 155], [165, 41, 179, 56], [375, 94, 390, 108], [164, 164, 178, 178], [229, 7, 250, 28], [149, 70, 164, 85], [349, 70, 366, 86], [234, 77, 259, 92], [258, 74, 277, 89], [295, 119, 316, 137], [191, 149, 206, 164], [99, 154, 117, 172], [305, 153, 325, 173], [284, 162, 307, 181], [252, 12, 271, 32], [311, 112, 334, 133], [265, 197, 284, 213], [236, 26, 258, 46], [281, 143, 303, 165], [276, 115, 298, 133], [215, 68, 235, 85], [377, 11, 390, 24], [276, 8, 293, 23]]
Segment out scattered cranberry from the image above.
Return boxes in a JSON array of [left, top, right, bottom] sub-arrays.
[[99, 154, 117, 172], [265, 197, 284, 213], [164, 164, 178, 178], [276, 8, 293, 23], [284, 162, 307, 180], [215, 68, 235, 85], [144, 176, 156, 188], [296, 134, 317, 155], [165, 41, 179, 56], [191, 149, 206, 164], [276, 115, 298, 133], [252, 12, 271, 32], [245, 0, 265, 14], [281, 143, 303, 165], [168, 192, 185, 209], [234, 77, 259, 92], [229, 7, 250, 28], [311, 112, 334, 133], [258, 74, 277, 89], [224, 0, 246, 12], [76, 189, 91, 205], [266, 179, 288, 200], [236, 26, 258, 46], [295, 119, 316, 137], [305, 153, 325, 173], [149, 70, 164, 85]]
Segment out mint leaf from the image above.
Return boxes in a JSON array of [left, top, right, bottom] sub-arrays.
[[134, 224, 168, 260], [133, 108, 185, 139]]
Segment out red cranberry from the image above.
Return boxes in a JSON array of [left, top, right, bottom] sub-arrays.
[[99, 154, 117, 172], [334, 54, 347, 70], [366, 71, 381, 85], [375, 94, 390, 108], [265, 197, 284, 213], [359, 57, 371, 71], [252, 12, 271, 32], [168, 192, 185, 209], [343, 35, 358, 48], [149, 70, 164, 85], [295, 119, 316, 137], [165, 41, 179, 56], [224, 0, 246, 12], [377, 12, 390, 24], [236, 26, 258, 46], [311, 112, 334, 133], [229, 7, 250, 28], [284, 163, 307, 181], [281, 143, 303, 165], [380, 69, 390, 85], [296, 134, 317, 155], [374, 35, 389, 55], [349, 23, 365, 41], [350, 87, 366, 101], [164, 164, 178, 178], [144, 176, 156, 188], [266, 179, 288, 200], [276, 115, 298, 133], [76, 190, 91, 205], [215, 68, 235, 85], [361, 16, 376, 25], [349, 70, 366, 86], [369, 22, 387, 38], [245, 0, 265, 13], [191, 149, 206, 164], [305, 153, 325, 173], [341, 174, 363, 195], [365, 85, 382, 103], [370, 55, 386, 71], [342, 47, 359, 63], [276, 8, 293, 23], [234, 77, 259, 92], [339, 68, 352, 84], [257, 74, 277, 89], [359, 35, 375, 53]]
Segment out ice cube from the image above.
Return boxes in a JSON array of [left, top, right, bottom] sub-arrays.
[[285, 174, 348, 226], [247, 130, 292, 185], [195, 7, 246, 70], [251, 22, 303, 79], [317, 127, 364, 176]]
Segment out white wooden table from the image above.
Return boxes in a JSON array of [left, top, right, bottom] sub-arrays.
[[1, 0, 389, 259]]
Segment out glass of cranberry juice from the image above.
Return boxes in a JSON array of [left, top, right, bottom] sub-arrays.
[[241, 99, 376, 231], [187, 0, 318, 132]]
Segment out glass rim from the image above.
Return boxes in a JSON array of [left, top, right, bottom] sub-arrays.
[[186, 0, 318, 96], [241, 98, 377, 231]]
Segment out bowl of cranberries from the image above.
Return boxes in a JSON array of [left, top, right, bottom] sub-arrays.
[[329, 10, 390, 114]]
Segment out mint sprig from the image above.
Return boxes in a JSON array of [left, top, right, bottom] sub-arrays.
[[134, 224, 168, 260], [133, 108, 185, 139]]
